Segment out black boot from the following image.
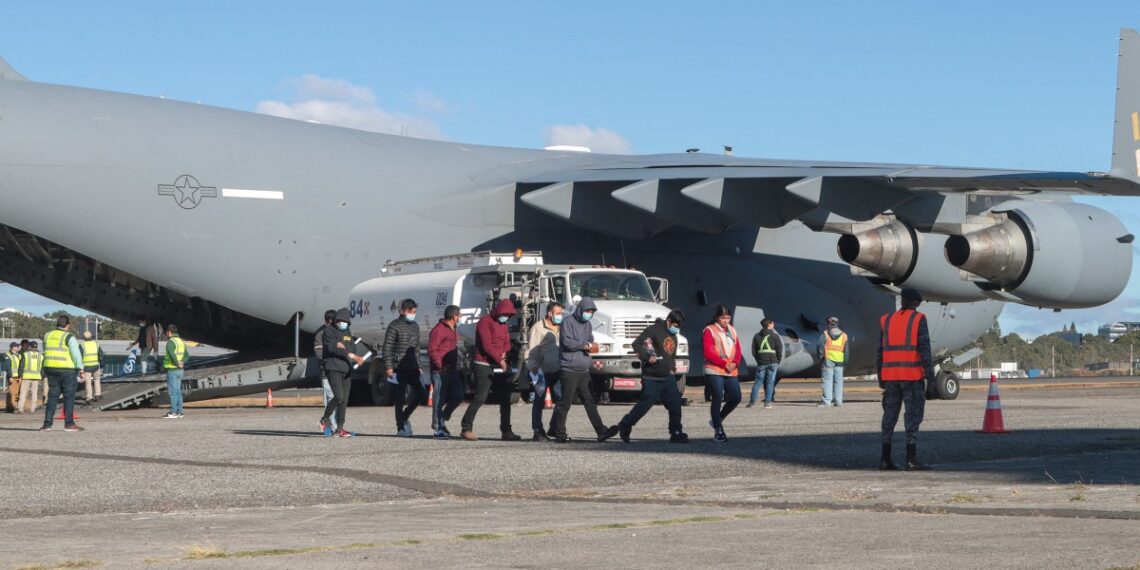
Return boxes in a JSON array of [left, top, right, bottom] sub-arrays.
[[879, 443, 899, 471], [905, 443, 931, 471]]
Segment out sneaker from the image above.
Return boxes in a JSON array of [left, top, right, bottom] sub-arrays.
[[817, 402, 829, 408], [64, 424, 85, 432], [397, 426, 412, 437], [714, 431, 728, 443], [670, 432, 690, 444], [319, 418, 329, 432], [335, 429, 355, 438], [532, 429, 551, 442], [162, 412, 178, 419], [746, 402, 755, 408], [619, 423, 632, 443], [433, 429, 451, 439], [461, 430, 478, 441], [322, 426, 335, 438], [501, 431, 522, 442], [173, 413, 184, 419], [764, 403, 773, 409], [39, 424, 52, 432]]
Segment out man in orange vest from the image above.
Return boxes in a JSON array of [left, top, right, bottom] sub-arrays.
[[877, 288, 934, 471]]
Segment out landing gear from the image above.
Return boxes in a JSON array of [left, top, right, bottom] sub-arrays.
[[925, 370, 960, 401]]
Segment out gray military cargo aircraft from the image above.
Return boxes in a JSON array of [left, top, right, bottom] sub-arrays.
[[0, 29, 1138, 404]]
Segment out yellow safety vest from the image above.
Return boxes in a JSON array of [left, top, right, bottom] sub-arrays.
[[43, 329, 77, 369], [82, 340, 101, 368], [22, 351, 43, 380], [824, 332, 848, 363], [164, 336, 187, 369], [7, 352, 20, 378]]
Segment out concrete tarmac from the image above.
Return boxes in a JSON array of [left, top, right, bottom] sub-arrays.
[[1, 379, 1138, 569]]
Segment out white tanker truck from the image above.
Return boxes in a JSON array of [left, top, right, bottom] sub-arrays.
[[345, 251, 690, 405]]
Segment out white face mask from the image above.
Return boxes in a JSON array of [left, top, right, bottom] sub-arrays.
[[337, 322, 348, 331]]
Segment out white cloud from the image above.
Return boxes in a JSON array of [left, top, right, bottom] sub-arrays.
[[543, 124, 632, 154], [410, 90, 451, 114], [256, 75, 445, 140]]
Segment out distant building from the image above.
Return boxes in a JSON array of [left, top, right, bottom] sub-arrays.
[[1057, 331, 1082, 348], [1098, 322, 1140, 341]]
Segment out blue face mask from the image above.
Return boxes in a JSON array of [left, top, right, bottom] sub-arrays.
[[497, 315, 509, 324], [667, 326, 680, 335], [337, 322, 348, 331], [404, 314, 416, 323], [552, 314, 564, 325], [581, 312, 594, 322]]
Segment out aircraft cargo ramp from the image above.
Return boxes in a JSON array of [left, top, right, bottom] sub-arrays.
[[96, 357, 321, 411]]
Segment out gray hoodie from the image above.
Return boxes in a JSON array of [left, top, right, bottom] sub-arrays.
[[559, 297, 597, 372]]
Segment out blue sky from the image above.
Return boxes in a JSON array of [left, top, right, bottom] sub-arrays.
[[1, 1, 1138, 336]]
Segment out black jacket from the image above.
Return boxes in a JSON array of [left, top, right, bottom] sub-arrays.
[[633, 318, 679, 379], [383, 317, 421, 371], [322, 309, 354, 374], [752, 329, 784, 365]]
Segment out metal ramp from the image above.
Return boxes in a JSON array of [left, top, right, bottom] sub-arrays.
[[97, 357, 321, 410]]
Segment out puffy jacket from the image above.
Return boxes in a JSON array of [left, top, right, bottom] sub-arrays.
[[322, 308, 354, 374], [383, 316, 421, 371], [560, 297, 597, 373], [475, 300, 516, 367], [633, 318, 678, 379], [525, 318, 561, 375], [428, 320, 459, 372]]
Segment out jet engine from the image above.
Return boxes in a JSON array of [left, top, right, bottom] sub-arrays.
[[943, 201, 1133, 309], [837, 220, 988, 302]]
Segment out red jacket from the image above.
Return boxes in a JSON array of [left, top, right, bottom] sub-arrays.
[[702, 324, 743, 376], [427, 320, 458, 372], [474, 300, 517, 366]]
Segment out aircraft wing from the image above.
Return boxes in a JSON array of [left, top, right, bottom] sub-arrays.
[[512, 28, 1140, 238]]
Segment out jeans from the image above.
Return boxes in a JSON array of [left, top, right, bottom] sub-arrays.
[[432, 370, 465, 428], [166, 368, 184, 414], [461, 363, 513, 434], [821, 361, 844, 405], [320, 375, 338, 430], [619, 376, 683, 435], [393, 368, 428, 431], [706, 374, 741, 432], [43, 369, 78, 426], [551, 369, 607, 438], [321, 369, 351, 431], [530, 370, 562, 432], [751, 364, 778, 405]]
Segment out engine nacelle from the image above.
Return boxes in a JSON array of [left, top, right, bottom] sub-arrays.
[[838, 220, 988, 303], [943, 201, 1133, 309]]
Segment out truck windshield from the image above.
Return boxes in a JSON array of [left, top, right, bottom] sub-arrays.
[[569, 272, 656, 302]]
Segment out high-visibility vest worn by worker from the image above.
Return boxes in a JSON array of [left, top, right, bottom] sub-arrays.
[[164, 336, 187, 370], [879, 309, 926, 382], [82, 340, 101, 368], [824, 331, 848, 363], [702, 323, 739, 376], [757, 334, 777, 356], [43, 329, 77, 369], [7, 352, 21, 378], [22, 351, 43, 380]]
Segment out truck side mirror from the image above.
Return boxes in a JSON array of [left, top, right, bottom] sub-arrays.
[[648, 277, 669, 304]]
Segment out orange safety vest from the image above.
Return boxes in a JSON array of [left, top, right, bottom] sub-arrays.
[[702, 323, 739, 376], [879, 309, 926, 382]]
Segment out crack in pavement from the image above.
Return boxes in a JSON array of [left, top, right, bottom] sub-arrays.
[[0, 446, 488, 498], [4, 446, 1139, 521]]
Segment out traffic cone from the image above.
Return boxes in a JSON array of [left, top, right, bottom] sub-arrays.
[[544, 387, 554, 409], [265, 389, 275, 409], [55, 408, 79, 421], [977, 374, 1011, 434], [426, 384, 434, 407]]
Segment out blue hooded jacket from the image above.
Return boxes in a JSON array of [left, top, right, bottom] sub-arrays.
[[559, 296, 597, 372]]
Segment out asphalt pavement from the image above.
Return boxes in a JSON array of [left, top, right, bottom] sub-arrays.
[[1, 377, 1138, 569]]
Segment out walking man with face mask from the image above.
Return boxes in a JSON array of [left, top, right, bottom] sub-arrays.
[[385, 299, 427, 437], [553, 297, 619, 443], [319, 308, 364, 437]]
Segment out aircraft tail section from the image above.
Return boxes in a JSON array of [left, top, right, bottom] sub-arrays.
[[0, 56, 27, 81], [1111, 28, 1140, 182]]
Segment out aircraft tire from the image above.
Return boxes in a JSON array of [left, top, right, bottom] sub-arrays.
[[935, 370, 960, 400]]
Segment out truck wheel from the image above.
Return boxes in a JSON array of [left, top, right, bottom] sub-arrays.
[[935, 370, 960, 400]]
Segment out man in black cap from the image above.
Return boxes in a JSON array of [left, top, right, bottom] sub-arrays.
[[876, 288, 934, 471], [817, 316, 849, 407]]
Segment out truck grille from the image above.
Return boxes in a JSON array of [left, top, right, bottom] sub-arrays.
[[611, 318, 656, 340]]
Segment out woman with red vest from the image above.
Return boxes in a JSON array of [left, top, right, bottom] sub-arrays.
[[877, 288, 935, 471], [702, 304, 743, 442]]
